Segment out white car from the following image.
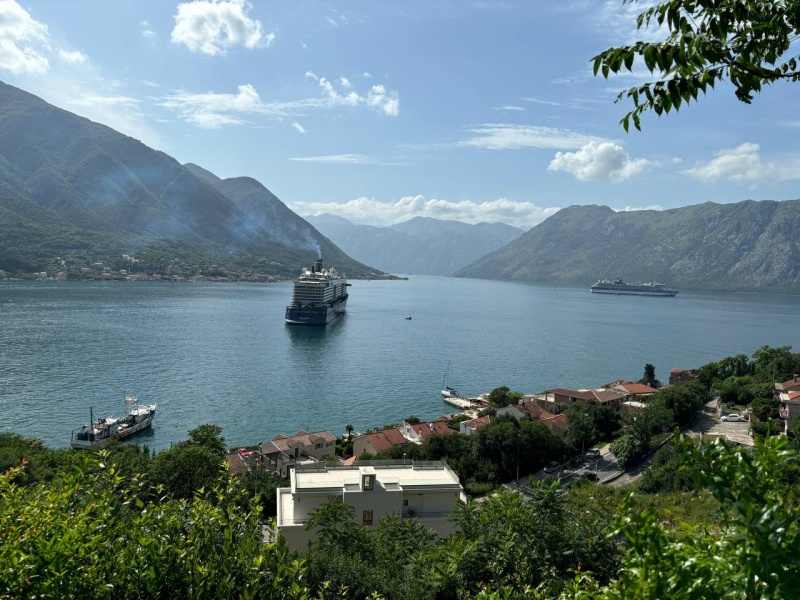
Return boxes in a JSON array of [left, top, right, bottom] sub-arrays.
[[720, 414, 747, 422], [585, 448, 601, 459]]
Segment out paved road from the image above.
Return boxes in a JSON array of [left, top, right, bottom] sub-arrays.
[[509, 446, 621, 493]]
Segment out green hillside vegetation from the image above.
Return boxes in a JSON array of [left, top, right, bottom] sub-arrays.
[[455, 200, 800, 294], [0, 82, 381, 279], [3, 346, 799, 598]]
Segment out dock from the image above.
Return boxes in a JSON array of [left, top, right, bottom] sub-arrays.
[[442, 396, 485, 410]]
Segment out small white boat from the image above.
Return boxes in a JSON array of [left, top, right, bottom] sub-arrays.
[[71, 395, 157, 449], [440, 361, 463, 399]]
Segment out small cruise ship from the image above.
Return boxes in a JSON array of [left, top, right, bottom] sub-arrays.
[[285, 258, 350, 325], [591, 278, 678, 297]]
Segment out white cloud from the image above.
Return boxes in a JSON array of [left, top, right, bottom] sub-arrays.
[[548, 141, 651, 181], [684, 143, 800, 183], [141, 20, 156, 38], [522, 97, 562, 106], [160, 75, 400, 128], [58, 49, 87, 65], [363, 71, 371, 78], [171, 0, 274, 56], [68, 95, 139, 108], [494, 105, 525, 111], [289, 154, 374, 164], [291, 195, 561, 229], [339, 77, 351, 88], [459, 124, 602, 151], [291, 121, 306, 134], [0, 0, 50, 74], [613, 205, 663, 212], [326, 16, 338, 27]]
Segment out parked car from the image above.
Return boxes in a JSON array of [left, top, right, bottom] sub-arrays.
[[721, 413, 747, 422], [544, 461, 560, 474], [585, 448, 601, 459], [581, 471, 599, 482]]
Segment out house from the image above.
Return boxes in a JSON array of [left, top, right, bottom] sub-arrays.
[[780, 389, 800, 433], [275, 461, 466, 551], [533, 388, 626, 410], [400, 420, 455, 444], [459, 414, 494, 436], [496, 400, 568, 438], [258, 430, 337, 477], [621, 400, 648, 414], [669, 368, 695, 386], [776, 374, 800, 400], [352, 428, 409, 456], [605, 380, 659, 398]]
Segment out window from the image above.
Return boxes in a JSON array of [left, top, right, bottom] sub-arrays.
[[315, 442, 323, 449], [403, 499, 409, 506], [363, 474, 375, 490], [362, 510, 373, 525]]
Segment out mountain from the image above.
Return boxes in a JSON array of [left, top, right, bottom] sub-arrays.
[[455, 201, 800, 294], [0, 81, 380, 278], [305, 214, 525, 275]]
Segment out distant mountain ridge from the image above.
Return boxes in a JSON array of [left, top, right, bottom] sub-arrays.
[[0, 80, 380, 278], [455, 200, 800, 294], [306, 214, 525, 276]]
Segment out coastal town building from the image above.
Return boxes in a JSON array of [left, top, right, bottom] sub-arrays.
[[400, 419, 455, 444], [353, 428, 409, 456], [258, 430, 337, 477], [604, 380, 659, 398], [459, 414, 494, 436], [777, 376, 800, 433], [528, 388, 626, 410], [275, 461, 466, 551], [496, 400, 569, 438], [669, 368, 696, 386]]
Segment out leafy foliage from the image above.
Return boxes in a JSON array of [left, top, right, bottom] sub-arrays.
[[593, 0, 800, 131]]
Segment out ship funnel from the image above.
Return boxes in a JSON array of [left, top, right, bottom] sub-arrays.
[[313, 258, 323, 273]]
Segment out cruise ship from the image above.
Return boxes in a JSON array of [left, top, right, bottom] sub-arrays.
[[591, 278, 678, 297], [285, 258, 350, 325]]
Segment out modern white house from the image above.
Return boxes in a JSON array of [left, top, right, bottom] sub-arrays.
[[275, 461, 466, 551]]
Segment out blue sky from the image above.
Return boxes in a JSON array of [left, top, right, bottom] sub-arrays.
[[2, 0, 799, 229]]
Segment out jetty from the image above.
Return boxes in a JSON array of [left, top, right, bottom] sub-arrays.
[[442, 395, 487, 411]]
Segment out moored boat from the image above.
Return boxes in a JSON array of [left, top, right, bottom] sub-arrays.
[[285, 258, 349, 325], [71, 395, 157, 449], [591, 278, 678, 297]]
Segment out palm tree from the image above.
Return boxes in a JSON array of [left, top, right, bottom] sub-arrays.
[[345, 424, 354, 440]]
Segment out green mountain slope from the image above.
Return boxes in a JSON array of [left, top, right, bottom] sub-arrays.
[[306, 214, 524, 275], [455, 200, 800, 293], [0, 81, 381, 278]]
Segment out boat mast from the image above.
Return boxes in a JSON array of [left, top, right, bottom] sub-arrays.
[[442, 360, 450, 389]]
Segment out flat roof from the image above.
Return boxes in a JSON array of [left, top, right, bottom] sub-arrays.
[[292, 463, 460, 491]]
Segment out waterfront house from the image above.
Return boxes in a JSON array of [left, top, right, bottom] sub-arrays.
[[496, 400, 569, 438], [259, 430, 337, 477], [774, 375, 800, 433], [401, 420, 455, 444], [605, 380, 659, 398], [275, 461, 466, 551], [669, 368, 696, 386], [353, 428, 409, 456], [532, 388, 626, 410], [459, 414, 494, 436]]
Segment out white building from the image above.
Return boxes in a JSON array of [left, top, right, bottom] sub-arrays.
[[276, 461, 466, 551]]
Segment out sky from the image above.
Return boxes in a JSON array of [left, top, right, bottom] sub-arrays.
[[2, 0, 800, 230]]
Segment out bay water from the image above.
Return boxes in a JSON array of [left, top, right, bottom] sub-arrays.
[[2, 276, 799, 451]]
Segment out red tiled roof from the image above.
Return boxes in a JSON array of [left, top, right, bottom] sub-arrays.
[[787, 390, 800, 403], [777, 376, 800, 391], [462, 415, 494, 430], [365, 428, 407, 453], [539, 412, 568, 436], [519, 400, 546, 419], [381, 427, 409, 446], [615, 382, 659, 395], [431, 421, 456, 435]]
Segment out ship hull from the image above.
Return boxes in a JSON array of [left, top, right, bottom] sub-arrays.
[[285, 295, 348, 325], [70, 410, 156, 449], [591, 288, 678, 297]]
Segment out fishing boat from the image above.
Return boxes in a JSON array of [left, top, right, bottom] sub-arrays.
[[71, 395, 157, 449]]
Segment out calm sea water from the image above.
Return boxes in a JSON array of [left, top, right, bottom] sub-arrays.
[[2, 277, 799, 451]]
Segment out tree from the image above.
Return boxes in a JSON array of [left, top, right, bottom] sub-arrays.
[[488, 386, 522, 409], [345, 423, 354, 439], [187, 424, 226, 457], [593, 0, 800, 131], [148, 443, 224, 499], [565, 407, 597, 455], [641, 363, 658, 388]]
